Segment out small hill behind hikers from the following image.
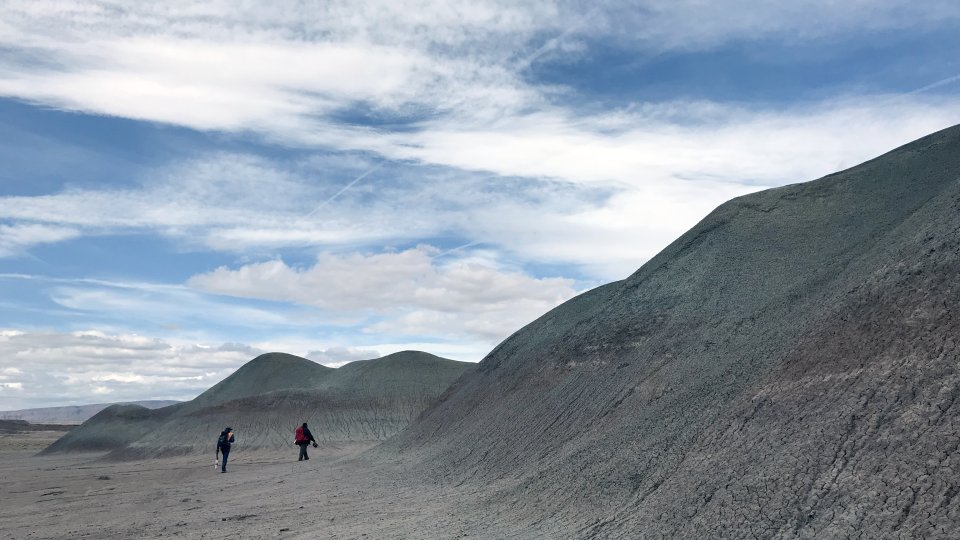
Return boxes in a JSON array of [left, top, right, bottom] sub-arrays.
[[42, 351, 472, 458]]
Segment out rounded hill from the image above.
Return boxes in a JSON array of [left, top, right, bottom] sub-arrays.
[[187, 352, 334, 409], [43, 350, 474, 458]]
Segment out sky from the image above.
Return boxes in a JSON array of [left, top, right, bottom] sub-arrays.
[[1, 1, 959, 409]]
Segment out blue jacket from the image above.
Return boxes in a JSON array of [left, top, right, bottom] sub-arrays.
[[216, 430, 235, 453]]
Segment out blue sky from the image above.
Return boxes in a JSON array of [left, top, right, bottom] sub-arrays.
[[1, 1, 959, 409]]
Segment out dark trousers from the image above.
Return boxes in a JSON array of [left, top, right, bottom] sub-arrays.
[[298, 443, 309, 461], [220, 447, 230, 471]]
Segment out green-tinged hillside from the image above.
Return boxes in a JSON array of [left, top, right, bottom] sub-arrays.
[[43, 351, 474, 457], [384, 124, 960, 538]]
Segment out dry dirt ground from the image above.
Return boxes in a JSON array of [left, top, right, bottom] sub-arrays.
[[0, 428, 69, 454], [0, 436, 541, 540]]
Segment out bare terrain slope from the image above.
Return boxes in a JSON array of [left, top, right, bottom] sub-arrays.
[[385, 124, 960, 538], [43, 351, 472, 458]]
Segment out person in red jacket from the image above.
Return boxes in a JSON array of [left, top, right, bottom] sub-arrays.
[[294, 422, 318, 461]]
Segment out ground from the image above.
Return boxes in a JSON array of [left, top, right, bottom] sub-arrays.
[[0, 427, 67, 454], [0, 433, 543, 540]]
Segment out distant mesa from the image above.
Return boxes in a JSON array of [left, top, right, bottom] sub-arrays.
[[0, 400, 179, 425], [0, 419, 76, 434], [41, 351, 472, 458]]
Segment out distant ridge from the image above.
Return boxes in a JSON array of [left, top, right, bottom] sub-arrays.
[[0, 400, 179, 425], [0, 419, 76, 433], [42, 351, 472, 458], [382, 124, 960, 537]]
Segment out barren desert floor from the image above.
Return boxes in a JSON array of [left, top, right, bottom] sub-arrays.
[[0, 434, 546, 540]]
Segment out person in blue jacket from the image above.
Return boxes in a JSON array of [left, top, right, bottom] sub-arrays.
[[216, 427, 235, 473]]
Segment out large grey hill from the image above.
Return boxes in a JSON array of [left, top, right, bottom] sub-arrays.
[[383, 124, 960, 537], [43, 351, 472, 458]]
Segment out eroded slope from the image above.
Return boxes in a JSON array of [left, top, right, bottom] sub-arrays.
[[387, 124, 960, 538]]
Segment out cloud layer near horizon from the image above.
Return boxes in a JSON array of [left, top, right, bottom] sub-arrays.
[[0, 329, 262, 409], [189, 246, 579, 341]]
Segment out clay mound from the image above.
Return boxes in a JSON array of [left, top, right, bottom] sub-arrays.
[[386, 124, 960, 537], [40, 404, 166, 454], [324, 350, 472, 397], [44, 351, 473, 458], [185, 352, 334, 410], [40, 352, 326, 455]]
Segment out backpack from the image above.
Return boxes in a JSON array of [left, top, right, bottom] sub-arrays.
[[295, 426, 306, 444], [218, 432, 228, 446]]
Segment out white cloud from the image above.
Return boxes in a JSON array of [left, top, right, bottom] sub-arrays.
[[0, 367, 23, 377], [307, 347, 382, 368], [1, 1, 959, 278], [0, 273, 341, 347], [189, 246, 578, 341], [0, 38, 443, 133], [379, 97, 960, 187], [0, 1, 548, 136], [2, 94, 958, 281], [0, 327, 489, 409], [0, 223, 81, 257], [47, 285, 300, 329], [2, 268, 498, 390], [1, 0, 957, 154], [0, 328, 266, 409]]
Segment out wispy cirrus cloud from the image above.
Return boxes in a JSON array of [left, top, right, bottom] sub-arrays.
[[1, 1, 958, 174], [0, 223, 81, 257], [2, 1, 959, 281], [379, 97, 960, 187], [2, 96, 959, 278], [0, 272, 330, 337], [0, 1, 548, 136]]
